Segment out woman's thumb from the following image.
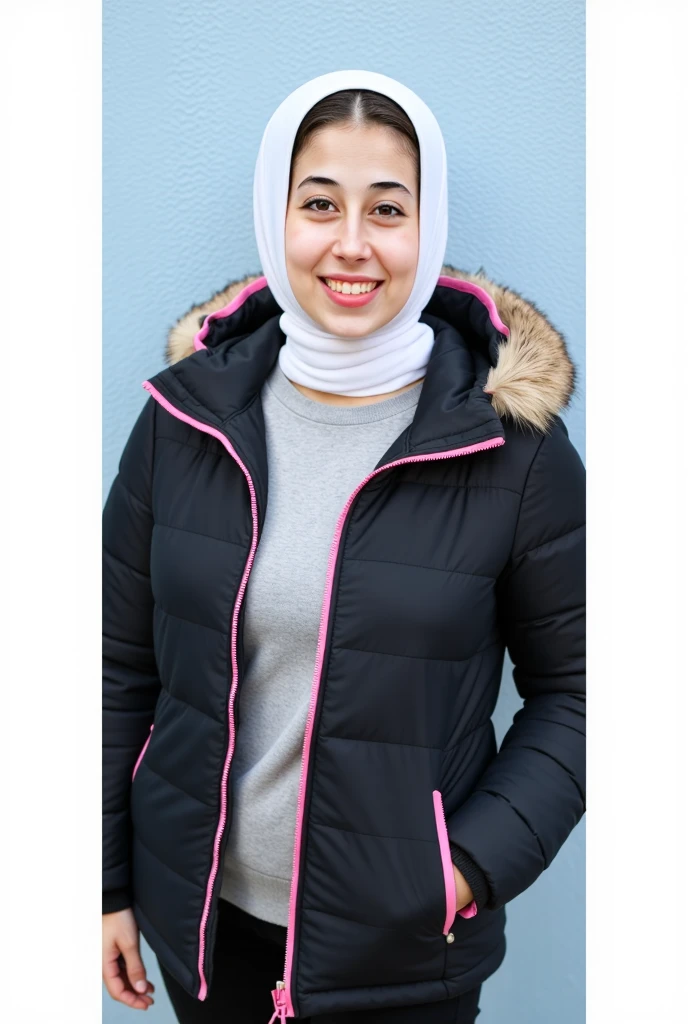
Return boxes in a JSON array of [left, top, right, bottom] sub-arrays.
[[120, 935, 148, 992]]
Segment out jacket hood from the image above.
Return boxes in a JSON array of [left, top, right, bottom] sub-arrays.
[[164, 265, 577, 434]]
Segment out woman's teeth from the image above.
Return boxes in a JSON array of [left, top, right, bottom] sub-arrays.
[[323, 278, 379, 295]]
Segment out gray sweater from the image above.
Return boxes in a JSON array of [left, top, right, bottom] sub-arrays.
[[220, 361, 423, 925]]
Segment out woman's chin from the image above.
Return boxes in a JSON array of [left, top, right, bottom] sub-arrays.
[[327, 313, 380, 336]]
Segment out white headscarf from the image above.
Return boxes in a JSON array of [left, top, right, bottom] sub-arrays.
[[253, 70, 448, 397]]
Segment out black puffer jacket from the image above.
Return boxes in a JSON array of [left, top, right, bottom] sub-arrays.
[[102, 266, 585, 1020]]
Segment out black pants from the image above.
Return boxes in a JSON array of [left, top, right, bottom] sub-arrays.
[[158, 898, 482, 1024]]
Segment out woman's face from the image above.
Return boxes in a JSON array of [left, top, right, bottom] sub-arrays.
[[285, 124, 419, 338]]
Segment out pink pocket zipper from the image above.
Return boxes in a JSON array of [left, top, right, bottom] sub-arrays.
[[132, 723, 154, 781], [432, 790, 458, 934], [432, 789, 478, 932]]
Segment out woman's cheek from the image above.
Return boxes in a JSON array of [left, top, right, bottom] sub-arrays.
[[285, 220, 322, 269], [382, 232, 418, 278]]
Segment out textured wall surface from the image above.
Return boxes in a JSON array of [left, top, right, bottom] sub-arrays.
[[103, 2, 585, 1021]]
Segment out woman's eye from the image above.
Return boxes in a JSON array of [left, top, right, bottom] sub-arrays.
[[305, 198, 336, 213], [374, 204, 403, 218]]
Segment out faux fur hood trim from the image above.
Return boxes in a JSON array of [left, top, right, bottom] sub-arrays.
[[165, 265, 577, 433]]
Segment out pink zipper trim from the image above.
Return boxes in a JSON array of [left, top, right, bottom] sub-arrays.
[[432, 790, 457, 934], [141, 379, 260, 1001], [436, 275, 510, 337], [131, 723, 154, 781], [191, 274, 510, 356], [277, 434, 504, 1019], [193, 276, 268, 352]]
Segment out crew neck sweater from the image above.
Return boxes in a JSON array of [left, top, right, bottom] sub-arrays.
[[218, 360, 490, 925]]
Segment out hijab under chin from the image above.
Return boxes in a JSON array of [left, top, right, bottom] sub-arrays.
[[252, 70, 448, 397]]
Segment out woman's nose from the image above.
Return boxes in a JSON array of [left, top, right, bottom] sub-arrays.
[[331, 219, 372, 262]]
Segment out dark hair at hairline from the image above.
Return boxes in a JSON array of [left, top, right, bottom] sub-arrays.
[[289, 89, 420, 195]]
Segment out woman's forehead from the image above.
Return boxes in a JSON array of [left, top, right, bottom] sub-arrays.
[[291, 126, 418, 194]]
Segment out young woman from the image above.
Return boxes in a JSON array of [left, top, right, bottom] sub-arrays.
[[102, 70, 586, 1024]]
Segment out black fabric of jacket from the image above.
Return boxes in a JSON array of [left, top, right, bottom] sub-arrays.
[[102, 268, 586, 1018]]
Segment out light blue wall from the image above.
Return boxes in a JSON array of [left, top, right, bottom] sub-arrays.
[[103, 2, 585, 1021]]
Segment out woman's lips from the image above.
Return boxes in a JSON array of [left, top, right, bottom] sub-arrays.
[[318, 277, 383, 308]]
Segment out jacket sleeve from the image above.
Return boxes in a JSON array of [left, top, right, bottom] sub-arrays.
[[449, 842, 491, 913], [102, 396, 161, 914], [446, 418, 586, 911]]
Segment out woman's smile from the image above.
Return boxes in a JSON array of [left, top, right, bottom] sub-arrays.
[[318, 275, 384, 307]]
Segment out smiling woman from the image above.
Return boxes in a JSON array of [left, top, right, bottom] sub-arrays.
[[102, 70, 585, 1024]]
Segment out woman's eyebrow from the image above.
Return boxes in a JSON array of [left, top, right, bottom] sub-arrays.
[[296, 175, 413, 197]]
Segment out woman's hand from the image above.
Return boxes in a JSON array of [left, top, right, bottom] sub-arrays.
[[102, 908, 155, 1010], [452, 863, 475, 913]]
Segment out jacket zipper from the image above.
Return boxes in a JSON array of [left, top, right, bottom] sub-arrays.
[[432, 790, 457, 935], [268, 435, 504, 1023], [431, 789, 477, 932], [131, 723, 154, 782], [141, 380, 261, 1002], [141, 378, 502, 1011]]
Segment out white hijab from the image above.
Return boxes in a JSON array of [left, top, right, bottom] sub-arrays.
[[252, 70, 448, 397]]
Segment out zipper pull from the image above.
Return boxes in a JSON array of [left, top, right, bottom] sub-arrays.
[[267, 980, 287, 1023]]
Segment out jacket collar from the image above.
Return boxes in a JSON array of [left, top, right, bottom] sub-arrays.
[[163, 264, 577, 436], [145, 264, 576, 485]]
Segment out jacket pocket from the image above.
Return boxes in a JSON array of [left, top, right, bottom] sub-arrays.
[[131, 723, 154, 781], [431, 789, 457, 935]]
